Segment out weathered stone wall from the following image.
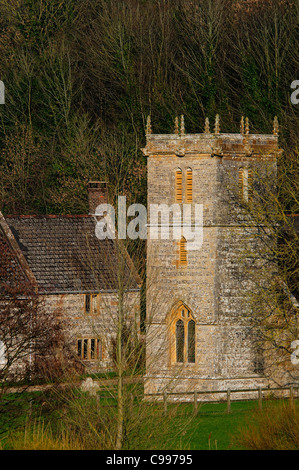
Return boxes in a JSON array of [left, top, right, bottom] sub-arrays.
[[143, 131, 279, 398], [43, 290, 140, 373]]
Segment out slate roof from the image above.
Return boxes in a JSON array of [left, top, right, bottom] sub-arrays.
[[3, 215, 140, 294]]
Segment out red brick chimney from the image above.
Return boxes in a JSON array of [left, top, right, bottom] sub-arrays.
[[88, 181, 108, 215]]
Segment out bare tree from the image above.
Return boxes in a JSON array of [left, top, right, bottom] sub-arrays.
[[225, 147, 299, 383], [0, 228, 70, 386]]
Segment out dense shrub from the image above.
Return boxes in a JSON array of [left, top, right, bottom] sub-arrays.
[[234, 401, 299, 450]]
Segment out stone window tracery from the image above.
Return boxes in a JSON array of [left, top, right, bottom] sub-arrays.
[[170, 304, 196, 364]]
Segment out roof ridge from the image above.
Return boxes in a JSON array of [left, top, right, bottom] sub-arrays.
[[0, 211, 38, 291]]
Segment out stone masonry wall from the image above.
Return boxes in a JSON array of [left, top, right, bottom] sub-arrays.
[[43, 290, 140, 373], [143, 130, 279, 398]]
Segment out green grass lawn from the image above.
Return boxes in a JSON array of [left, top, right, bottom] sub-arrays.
[[0, 389, 292, 450], [147, 401, 257, 450], [171, 400, 258, 450]]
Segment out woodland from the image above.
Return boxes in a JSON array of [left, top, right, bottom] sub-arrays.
[[0, 0, 298, 217], [0, 1, 298, 451]]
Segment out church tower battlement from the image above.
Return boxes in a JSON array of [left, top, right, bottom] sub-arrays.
[[142, 114, 279, 158]]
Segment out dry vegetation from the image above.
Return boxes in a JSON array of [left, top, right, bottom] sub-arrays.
[[234, 401, 299, 450]]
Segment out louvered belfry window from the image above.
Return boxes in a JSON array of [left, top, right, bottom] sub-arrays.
[[175, 169, 183, 203], [179, 236, 187, 266], [186, 168, 192, 203]]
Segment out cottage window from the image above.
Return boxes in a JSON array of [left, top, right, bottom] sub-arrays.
[[85, 294, 91, 313], [83, 339, 88, 359], [85, 294, 99, 314], [77, 338, 102, 360]]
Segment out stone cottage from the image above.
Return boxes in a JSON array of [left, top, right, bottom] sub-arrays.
[[0, 182, 141, 374], [142, 115, 293, 399]]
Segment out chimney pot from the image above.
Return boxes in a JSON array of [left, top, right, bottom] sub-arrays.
[[88, 181, 108, 215]]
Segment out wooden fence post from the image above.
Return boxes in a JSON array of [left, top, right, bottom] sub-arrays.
[[290, 385, 294, 409], [163, 391, 167, 416], [227, 389, 231, 413], [258, 387, 262, 410], [194, 391, 198, 416]]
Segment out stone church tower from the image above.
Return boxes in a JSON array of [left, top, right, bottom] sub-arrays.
[[142, 115, 281, 399]]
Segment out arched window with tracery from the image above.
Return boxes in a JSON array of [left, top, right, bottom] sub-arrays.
[[187, 319, 196, 363], [171, 304, 196, 364], [176, 319, 184, 363]]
